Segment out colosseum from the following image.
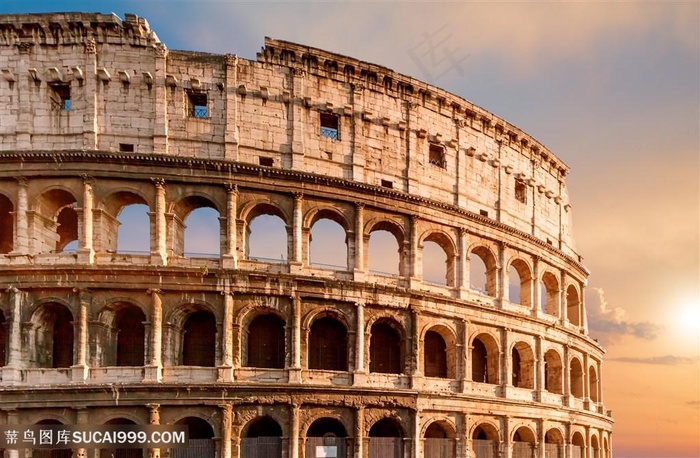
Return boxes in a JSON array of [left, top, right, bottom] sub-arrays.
[[0, 12, 613, 458]]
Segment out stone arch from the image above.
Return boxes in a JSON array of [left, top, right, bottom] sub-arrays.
[[366, 218, 406, 276], [99, 417, 140, 458], [419, 229, 457, 287], [544, 349, 563, 394], [240, 200, 290, 262], [508, 257, 532, 307], [571, 431, 586, 458], [95, 301, 146, 367], [471, 422, 500, 458], [305, 416, 349, 437], [32, 418, 71, 458], [566, 283, 581, 326], [540, 270, 559, 316], [589, 364, 600, 402], [307, 207, 350, 269], [241, 415, 283, 437], [0, 192, 14, 254], [368, 417, 405, 437], [369, 317, 406, 374], [173, 416, 216, 458], [307, 311, 349, 371], [167, 302, 218, 367], [544, 427, 564, 444], [100, 190, 150, 254], [471, 332, 500, 384], [171, 194, 222, 258], [245, 312, 286, 369], [29, 301, 74, 368], [570, 357, 584, 398], [469, 244, 498, 296], [511, 341, 535, 389], [32, 188, 79, 253], [240, 415, 284, 458], [591, 433, 601, 458], [421, 324, 457, 379], [512, 426, 537, 458]]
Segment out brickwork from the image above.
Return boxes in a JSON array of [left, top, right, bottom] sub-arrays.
[[0, 12, 612, 458]]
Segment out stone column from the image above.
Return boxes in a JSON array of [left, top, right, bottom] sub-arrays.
[[412, 410, 421, 458], [147, 404, 161, 458], [5, 409, 20, 458], [560, 271, 567, 325], [222, 184, 238, 268], [71, 289, 90, 382], [353, 203, 365, 279], [291, 193, 303, 270], [410, 309, 421, 386], [460, 319, 470, 392], [289, 69, 306, 168], [218, 291, 234, 382], [353, 302, 366, 385], [502, 415, 511, 458], [224, 54, 239, 160], [145, 289, 163, 382], [151, 179, 167, 266], [15, 43, 32, 150], [219, 404, 232, 458], [354, 406, 365, 458], [5, 287, 23, 384], [538, 420, 546, 458], [535, 335, 545, 398], [409, 215, 420, 282], [82, 38, 98, 149], [458, 228, 469, 297], [74, 407, 89, 458], [290, 404, 300, 458], [497, 242, 507, 307], [583, 353, 591, 406], [153, 44, 169, 155], [580, 280, 588, 333], [563, 345, 571, 405], [289, 296, 302, 383], [12, 178, 29, 255], [501, 327, 511, 396], [460, 412, 470, 458], [77, 177, 95, 264], [532, 256, 541, 316]]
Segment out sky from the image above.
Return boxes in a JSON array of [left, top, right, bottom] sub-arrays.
[[2, 1, 698, 456]]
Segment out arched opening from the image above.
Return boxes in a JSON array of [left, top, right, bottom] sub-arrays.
[[247, 314, 285, 369], [368, 418, 404, 457], [591, 435, 601, 458], [309, 316, 348, 371], [603, 437, 610, 458], [471, 334, 499, 384], [247, 208, 288, 262], [422, 232, 455, 286], [0, 194, 13, 254], [32, 303, 74, 368], [306, 418, 350, 458], [171, 417, 215, 458], [424, 330, 447, 378], [544, 350, 563, 394], [571, 432, 585, 458], [182, 311, 217, 367], [309, 216, 348, 269], [55, 205, 78, 252], [183, 207, 221, 258], [589, 365, 599, 402], [472, 424, 499, 458], [512, 427, 536, 458], [540, 272, 559, 316], [0, 311, 6, 367], [566, 285, 580, 326], [369, 320, 403, 374], [544, 429, 564, 458], [508, 259, 532, 307], [100, 418, 140, 458], [469, 246, 496, 296], [424, 421, 456, 458], [33, 420, 71, 458], [368, 228, 401, 275], [116, 203, 150, 254], [570, 358, 584, 398], [116, 305, 146, 366], [511, 342, 535, 389], [241, 416, 283, 458], [34, 189, 78, 254]]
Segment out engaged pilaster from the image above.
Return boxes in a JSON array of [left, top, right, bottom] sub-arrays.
[[145, 289, 163, 382]]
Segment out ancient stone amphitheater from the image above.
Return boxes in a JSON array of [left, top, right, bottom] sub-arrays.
[[0, 12, 613, 458]]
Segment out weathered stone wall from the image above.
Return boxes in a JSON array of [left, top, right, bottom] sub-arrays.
[[0, 12, 612, 458]]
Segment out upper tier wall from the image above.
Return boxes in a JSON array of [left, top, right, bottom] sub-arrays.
[[0, 13, 579, 258]]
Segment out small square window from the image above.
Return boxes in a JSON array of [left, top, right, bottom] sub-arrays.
[[381, 179, 393, 189], [119, 143, 134, 152], [429, 144, 446, 168], [515, 180, 527, 203], [49, 83, 71, 112], [187, 90, 208, 118], [320, 112, 339, 140], [259, 157, 274, 167], [480, 210, 489, 217]]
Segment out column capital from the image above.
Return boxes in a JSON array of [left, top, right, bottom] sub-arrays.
[[147, 288, 163, 296], [6, 285, 19, 294], [151, 177, 166, 188], [354, 202, 365, 210], [15, 176, 28, 187], [81, 174, 95, 186], [225, 183, 238, 194], [293, 191, 303, 201]]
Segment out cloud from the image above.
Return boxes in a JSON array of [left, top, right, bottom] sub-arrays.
[[607, 355, 699, 366], [686, 401, 700, 408], [586, 287, 661, 345]]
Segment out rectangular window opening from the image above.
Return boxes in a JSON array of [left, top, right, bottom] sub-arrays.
[[429, 144, 446, 168], [187, 90, 208, 118], [259, 157, 274, 167], [515, 179, 527, 203], [480, 210, 489, 217], [49, 83, 71, 112], [119, 143, 134, 152], [381, 179, 393, 189], [320, 112, 339, 140]]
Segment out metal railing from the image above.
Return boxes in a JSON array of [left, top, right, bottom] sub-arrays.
[[240, 437, 283, 458]]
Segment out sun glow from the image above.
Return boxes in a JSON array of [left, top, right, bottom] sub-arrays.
[[675, 296, 700, 334]]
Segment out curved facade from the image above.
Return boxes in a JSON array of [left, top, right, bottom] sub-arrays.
[[0, 12, 613, 458]]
